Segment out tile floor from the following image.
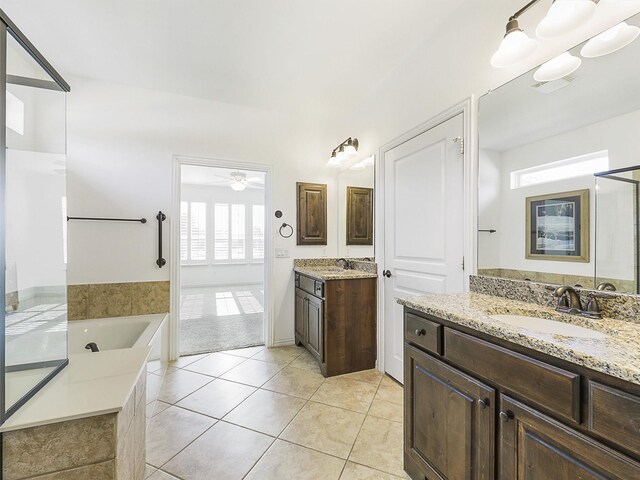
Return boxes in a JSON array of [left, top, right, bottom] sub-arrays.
[[145, 345, 408, 480]]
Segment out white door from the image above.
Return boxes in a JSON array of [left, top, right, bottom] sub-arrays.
[[382, 114, 465, 382]]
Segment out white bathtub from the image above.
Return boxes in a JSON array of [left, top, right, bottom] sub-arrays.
[[68, 314, 167, 354]]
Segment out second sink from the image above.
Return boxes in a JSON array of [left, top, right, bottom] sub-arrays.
[[489, 314, 607, 339]]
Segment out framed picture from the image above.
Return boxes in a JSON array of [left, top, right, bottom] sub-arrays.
[[525, 189, 590, 262]]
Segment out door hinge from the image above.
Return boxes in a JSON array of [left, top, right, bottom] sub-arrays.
[[453, 136, 464, 155], [462, 256, 465, 270]]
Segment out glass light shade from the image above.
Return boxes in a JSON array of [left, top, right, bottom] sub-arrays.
[[533, 52, 582, 82], [536, 0, 596, 38], [343, 144, 357, 156], [581, 22, 640, 58], [230, 181, 246, 191], [326, 154, 342, 168], [360, 155, 375, 167], [491, 30, 538, 68], [350, 162, 366, 171]]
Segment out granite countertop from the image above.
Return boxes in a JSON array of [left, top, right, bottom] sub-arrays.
[[397, 292, 640, 386], [294, 266, 378, 281]]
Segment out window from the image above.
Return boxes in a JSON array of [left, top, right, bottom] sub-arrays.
[[252, 205, 264, 260], [180, 201, 207, 262], [214, 203, 229, 260], [231, 204, 246, 260], [510, 150, 609, 189]]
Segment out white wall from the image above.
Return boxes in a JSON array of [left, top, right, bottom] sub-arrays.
[[180, 183, 264, 288], [65, 76, 341, 345]]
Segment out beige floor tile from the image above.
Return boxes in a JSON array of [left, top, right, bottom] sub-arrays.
[[262, 365, 325, 399], [147, 359, 169, 374], [380, 375, 403, 389], [311, 377, 378, 413], [169, 353, 209, 368], [224, 389, 306, 436], [148, 470, 180, 479], [177, 378, 256, 418], [146, 373, 164, 405], [288, 349, 321, 372], [340, 462, 406, 479], [146, 400, 171, 418], [163, 421, 273, 480], [156, 369, 213, 404], [222, 345, 265, 358], [339, 369, 384, 385], [375, 383, 403, 406], [252, 346, 305, 365], [220, 358, 283, 387], [245, 439, 345, 480], [144, 464, 156, 478], [368, 397, 403, 423], [146, 406, 215, 467], [281, 402, 365, 459], [184, 352, 247, 377], [349, 416, 404, 477]]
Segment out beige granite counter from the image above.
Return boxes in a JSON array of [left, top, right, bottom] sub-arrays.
[[294, 265, 378, 281], [397, 292, 640, 385]]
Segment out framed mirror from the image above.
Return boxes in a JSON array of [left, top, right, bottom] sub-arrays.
[[337, 155, 375, 258], [478, 11, 640, 294]]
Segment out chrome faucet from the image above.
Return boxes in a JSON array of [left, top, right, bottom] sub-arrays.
[[336, 258, 351, 270]]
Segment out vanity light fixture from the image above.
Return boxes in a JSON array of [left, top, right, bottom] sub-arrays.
[[491, 17, 538, 67], [536, 0, 597, 38], [533, 51, 582, 81], [230, 171, 248, 191], [327, 137, 359, 168], [580, 21, 640, 57], [350, 155, 375, 171]]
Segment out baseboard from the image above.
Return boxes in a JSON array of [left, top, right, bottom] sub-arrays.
[[272, 337, 295, 347]]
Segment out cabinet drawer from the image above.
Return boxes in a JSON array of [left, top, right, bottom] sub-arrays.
[[298, 275, 316, 295], [404, 313, 442, 356], [445, 329, 581, 424], [588, 381, 640, 457]]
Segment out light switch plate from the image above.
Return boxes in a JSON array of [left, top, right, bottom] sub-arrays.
[[276, 248, 289, 258]]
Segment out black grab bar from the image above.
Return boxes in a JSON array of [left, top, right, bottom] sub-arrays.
[[156, 211, 166, 268]]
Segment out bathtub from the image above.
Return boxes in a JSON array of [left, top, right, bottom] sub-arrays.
[[68, 313, 167, 354]]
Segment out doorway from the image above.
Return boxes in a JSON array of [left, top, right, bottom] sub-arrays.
[[173, 159, 270, 357], [378, 109, 469, 383]]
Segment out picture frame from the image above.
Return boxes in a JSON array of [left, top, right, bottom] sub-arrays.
[[525, 189, 590, 262]]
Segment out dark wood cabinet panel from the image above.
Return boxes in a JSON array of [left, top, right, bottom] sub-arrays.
[[306, 294, 323, 361], [346, 186, 373, 245], [404, 345, 495, 480], [296, 182, 327, 245], [294, 288, 305, 345], [405, 313, 443, 356], [499, 395, 640, 480]]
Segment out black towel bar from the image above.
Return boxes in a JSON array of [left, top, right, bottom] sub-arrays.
[[67, 216, 147, 223]]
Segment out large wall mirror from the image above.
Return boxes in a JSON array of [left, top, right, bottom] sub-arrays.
[[478, 11, 640, 294], [337, 155, 375, 258]]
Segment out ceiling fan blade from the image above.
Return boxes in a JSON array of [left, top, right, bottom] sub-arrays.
[[247, 177, 264, 183]]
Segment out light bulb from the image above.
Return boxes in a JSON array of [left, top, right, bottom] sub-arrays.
[[536, 0, 596, 38], [581, 21, 640, 58], [327, 152, 342, 168], [491, 29, 538, 68], [344, 144, 357, 156], [533, 51, 582, 82]]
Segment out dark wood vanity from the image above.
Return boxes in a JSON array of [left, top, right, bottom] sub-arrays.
[[403, 307, 640, 480], [295, 271, 376, 377]]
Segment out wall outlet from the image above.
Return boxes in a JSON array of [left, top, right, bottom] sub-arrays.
[[276, 248, 289, 258]]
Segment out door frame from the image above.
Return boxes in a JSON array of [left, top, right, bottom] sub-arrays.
[[169, 154, 274, 361], [374, 97, 477, 375]]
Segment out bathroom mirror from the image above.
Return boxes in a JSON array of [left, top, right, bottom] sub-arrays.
[[478, 11, 640, 293], [337, 155, 375, 258], [3, 27, 69, 421]]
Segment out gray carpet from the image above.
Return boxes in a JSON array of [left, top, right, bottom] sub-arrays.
[[179, 285, 264, 355]]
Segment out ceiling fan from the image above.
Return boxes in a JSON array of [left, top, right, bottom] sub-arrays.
[[202, 171, 264, 191]]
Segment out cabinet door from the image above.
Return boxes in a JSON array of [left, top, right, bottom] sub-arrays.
[[296, 182, 327, 245], [306, 295, 324, 361], [294, 288, 306, 344], [404, 345, 495, 480], [346, 186, 373, 245], [499, 395, 640, 480]]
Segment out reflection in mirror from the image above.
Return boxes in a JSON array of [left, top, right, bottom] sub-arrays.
[[478, 11, 640, 292], [595, 166, 640, 294], [338, 155, 374, 258], [4, 32, 68, 417]]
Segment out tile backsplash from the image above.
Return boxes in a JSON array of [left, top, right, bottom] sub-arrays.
[[68, 281, 170, 320]]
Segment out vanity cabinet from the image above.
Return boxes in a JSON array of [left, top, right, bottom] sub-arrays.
[[294, 272, 376, 376], [403, 308, 640, 480]]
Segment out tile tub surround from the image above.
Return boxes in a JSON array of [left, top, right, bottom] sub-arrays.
[[470, 274, 640, 324], [2, 366, 147, 480], [145, 346, 408, 479], [68, 281, 170, 320], [397, 292, 640, 385]]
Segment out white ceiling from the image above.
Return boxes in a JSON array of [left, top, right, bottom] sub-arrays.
[[0, 0, 466, 117]]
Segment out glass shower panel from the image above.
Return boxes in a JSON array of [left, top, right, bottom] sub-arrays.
[[595, 170, 639, 294], [4, 32, 68, 414]]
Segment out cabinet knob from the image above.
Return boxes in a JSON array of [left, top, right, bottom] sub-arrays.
[[414, 329, 426, 336], [478, 398, 488, 409], [499, 411, 513, 423]]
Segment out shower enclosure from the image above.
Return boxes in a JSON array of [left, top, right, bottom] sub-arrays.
[[595, 166, 640, 295], [1, 9, 70, 424]]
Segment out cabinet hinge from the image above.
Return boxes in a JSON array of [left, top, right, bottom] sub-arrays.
[[453, 136, 464, 155], [462, 256, 465, 271]]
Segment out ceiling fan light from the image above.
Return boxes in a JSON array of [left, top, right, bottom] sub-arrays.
[[533, 51, 582, 82], [580, 21, 640, 58], [536, 0, 596, 38], [230, 182, 246, 191], [229, 171, 247, 191], [491, 24, 538, 68]]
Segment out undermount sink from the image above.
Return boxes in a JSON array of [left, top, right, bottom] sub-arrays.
[[489, 315, 607, 339]]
